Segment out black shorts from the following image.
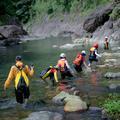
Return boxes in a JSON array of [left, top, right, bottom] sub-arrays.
[[73, 64, 82, 72], [15, 86, 30, 104], [60, 70, 73, 79], [89, 56, 98, 63]]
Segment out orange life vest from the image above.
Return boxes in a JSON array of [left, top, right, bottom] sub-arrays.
[[73, 53, 83, 66], [90, 47, 96, 57], [57, 59, 66, 72]]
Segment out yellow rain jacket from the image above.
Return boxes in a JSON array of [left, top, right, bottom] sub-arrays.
[[4, 61, 34, 89]]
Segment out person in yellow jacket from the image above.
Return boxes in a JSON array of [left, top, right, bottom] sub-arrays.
[[4, 56, 34, 104]]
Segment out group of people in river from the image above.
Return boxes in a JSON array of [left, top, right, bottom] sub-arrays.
[[3, 36, 109, 106]]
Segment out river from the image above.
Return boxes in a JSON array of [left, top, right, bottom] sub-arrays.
[[0, 36, 119, 120]]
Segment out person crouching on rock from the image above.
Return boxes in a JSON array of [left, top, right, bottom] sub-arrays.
[[88, 43, 101, 67], [73, 50, 89, 72], [104, 36, 109, 50], [4, 56, 34, 105], [56, 53, 74, 80], [39, 66, 58, 87]]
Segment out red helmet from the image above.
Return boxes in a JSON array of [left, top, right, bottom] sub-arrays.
[[93, 43, 98, 48]]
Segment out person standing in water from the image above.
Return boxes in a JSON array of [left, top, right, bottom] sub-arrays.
[[88, 43, 101, 67], [56, 53, 74, 80], [4, 56, 34, 105], [73, 50, 89, 72], [104, 36, 109, 50]]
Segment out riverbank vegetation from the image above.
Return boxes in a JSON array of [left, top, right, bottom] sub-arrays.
[[0, 0, 112, 25], [102, 93, 120, 120]]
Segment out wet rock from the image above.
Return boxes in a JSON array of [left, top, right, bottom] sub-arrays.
[[52, 91, 69, 105], [0, 38, 20, 46], [58, 31, 74, 37], [104, 59, 120, 66], [52, 91, 87, 112], [0, 25, 28, 46], [0, 25, 27, 39], [26, 100, 46, 110], [104, 72, 120, 79], [102, 52, 120, 58], [83, 4, 114, 33], [64, 95, 87, 112], [89, 107, 102, 112], [0, 99, 16, 109], [111, 47, 120, 51], [65, 107, 102, 120], [108, 84, 120, 91], [24, 111, 63, 120], [104, 59, 117, 63]]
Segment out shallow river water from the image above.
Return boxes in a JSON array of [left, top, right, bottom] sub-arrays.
[[0, 37, 119, 120]]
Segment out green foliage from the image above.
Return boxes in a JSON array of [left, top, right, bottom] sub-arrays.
[[102, 93, 120, 119], [16, 0, 35, 23], [110, 4, 120, 20], [0, 0, 114, 24]]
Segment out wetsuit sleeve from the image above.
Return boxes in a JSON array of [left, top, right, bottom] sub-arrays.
[[25, 65, 34, 77], [65, 60, 74, 74], [4, 66, 15, 89], [95, 50, 101, 57], [65, 60, 70, 69]]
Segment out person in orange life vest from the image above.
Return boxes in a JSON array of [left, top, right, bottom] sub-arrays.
[[39, 66, 58, 86], [88, 43, 101, 67], [4, 56, 34, 104], [73, 50, 88, 72], [56, 53, 73, 80], [104, 36, 109, 50]]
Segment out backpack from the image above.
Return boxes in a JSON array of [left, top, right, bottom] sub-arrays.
[[15, 65, 29, 89]]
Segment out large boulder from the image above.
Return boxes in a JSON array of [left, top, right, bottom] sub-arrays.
[[0, 25, 28, 46], [0, 25, 27, 39], [52, 91, 87, 112], [24, 111, 63, 120], [64, 95, 87, 112], [83, 4, 114, 33]]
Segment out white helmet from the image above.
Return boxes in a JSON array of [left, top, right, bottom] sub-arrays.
[[60, 53, 66, 58], [81, 50, 86, 56], [105, 36, 108, 39]]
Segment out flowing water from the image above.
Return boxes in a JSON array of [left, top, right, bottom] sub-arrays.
[[0, 37, 119, 120]]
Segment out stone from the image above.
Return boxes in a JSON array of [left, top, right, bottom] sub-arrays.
[[104, 72, 120, 79], [0, 25, 27, 39], [52, 91, 87, 112], [24, 111, 63, 120], [0, 99, 16, 109], [83, 4, 114, 33]]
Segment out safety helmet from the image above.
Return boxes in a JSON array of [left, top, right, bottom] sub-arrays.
[[81, 50, 86, 56], [15, 55, 22, 61], [105, 36, 108, 39], [93, 43, 99, 49], [60, 53, 66, 58]]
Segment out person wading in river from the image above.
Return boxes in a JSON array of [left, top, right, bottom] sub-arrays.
[[4, 56, 34, 105], [88, 43, 101, 67], [73, 50, 89, 72], [39, 65, 58, 87], [104, 36, 109, 50], [56, 53, 74, 80]]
